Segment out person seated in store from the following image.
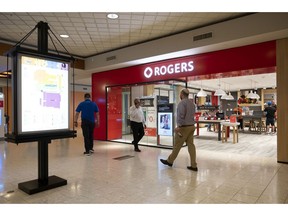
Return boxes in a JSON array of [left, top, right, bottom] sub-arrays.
[[233, 105, 243, 130], [203, 111, 212, 131]]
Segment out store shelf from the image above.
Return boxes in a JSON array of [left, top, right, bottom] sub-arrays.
[[239, 104, 261, 107]]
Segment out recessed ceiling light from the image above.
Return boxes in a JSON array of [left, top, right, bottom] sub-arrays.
[[60, 34, 69, 38], [107, 13, 119, 19]]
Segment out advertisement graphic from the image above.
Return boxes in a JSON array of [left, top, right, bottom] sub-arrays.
[[158, 112, 172, 136]]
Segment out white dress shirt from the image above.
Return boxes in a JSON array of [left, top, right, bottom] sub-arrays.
[[129, 105, 146, 124]]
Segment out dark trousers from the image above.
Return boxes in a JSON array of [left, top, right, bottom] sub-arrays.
[[81, 119, 95, 153], [130, 121, 144, 150], [238, 118, 243, 129]]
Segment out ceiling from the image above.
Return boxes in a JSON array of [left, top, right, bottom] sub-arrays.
[[0, 12, 277, 91], [0, 12, 250, 58]]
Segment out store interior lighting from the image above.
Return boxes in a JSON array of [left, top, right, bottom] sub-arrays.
[[246, 90, 257, 99], [246, 80, 260, 99], [221, 93, 228, 100], [197, 80, 207, 97], [215, 88, 227, 96], [254, 91, 260, 99], [214, 79, 226, 96], [197, 88, 207, 97], [225, 92, 234, 100]]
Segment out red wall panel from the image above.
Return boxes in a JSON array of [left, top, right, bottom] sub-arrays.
[[107, 86, 123, 140]]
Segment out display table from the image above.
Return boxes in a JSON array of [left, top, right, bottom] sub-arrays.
[[242, 115, 264, 133], [195, 119, 225, 141], [221, 121, 240, 143]]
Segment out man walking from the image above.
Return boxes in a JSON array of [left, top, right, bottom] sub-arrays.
[[74, 93, 100, 156], [160, 88, 198, 171], [129, 98, 146, 152]]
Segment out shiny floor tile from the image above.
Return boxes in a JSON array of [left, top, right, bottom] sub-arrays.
[[0, 128, 287, 208]]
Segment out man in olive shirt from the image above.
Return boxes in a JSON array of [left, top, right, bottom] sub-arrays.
[[160, 88, 198, 171]]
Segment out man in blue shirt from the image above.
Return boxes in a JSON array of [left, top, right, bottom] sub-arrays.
[[75, 93, 100, 156]]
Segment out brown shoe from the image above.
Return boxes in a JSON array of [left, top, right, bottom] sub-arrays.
[[160, 159, 173, 167], [187, 166, 198, 171], [134, 149, 141, 152]]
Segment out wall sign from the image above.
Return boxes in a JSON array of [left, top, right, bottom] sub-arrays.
[[144, 60, 194, 79]]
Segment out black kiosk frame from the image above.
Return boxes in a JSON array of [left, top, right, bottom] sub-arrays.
[[5, 21, 76, 195]]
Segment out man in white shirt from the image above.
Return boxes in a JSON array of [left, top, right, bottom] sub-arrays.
[[129, 98, 146, 152]]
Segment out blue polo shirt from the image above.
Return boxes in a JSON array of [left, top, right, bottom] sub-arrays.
[[76, 99, 99, 123]]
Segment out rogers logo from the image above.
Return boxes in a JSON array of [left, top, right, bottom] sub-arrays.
[[144, 61, 194, 79], [144, 67, 153, 78]]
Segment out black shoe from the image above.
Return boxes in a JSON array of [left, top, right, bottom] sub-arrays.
[[134, 149, 141, 152], [187, 166, 198, 171], [83, 152, 91, 156], [160, 159, 173, 167]]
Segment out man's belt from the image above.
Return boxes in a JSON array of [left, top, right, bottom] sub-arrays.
[[179, 125, 194, 127]]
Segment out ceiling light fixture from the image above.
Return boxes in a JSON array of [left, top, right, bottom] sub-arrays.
[[221, 84, 234, 100], [254, 91, 260, 99], [253, 83, 260, 99], [214, 79, 226, 96], [226, 92, 234, 100], [215, 88, 226, 96], [60, 34, 69, 38], [221, 93, 228, 100], [197, 80, 207, 97], [107, 13, 119, 19], [246, 90, 257, 99], [246, 80, 260, 99]]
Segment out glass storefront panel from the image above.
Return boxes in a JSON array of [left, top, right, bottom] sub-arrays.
[[107, 80, 186, 148]]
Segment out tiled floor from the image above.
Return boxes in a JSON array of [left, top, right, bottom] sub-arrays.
[[0, 128, 287, 210]]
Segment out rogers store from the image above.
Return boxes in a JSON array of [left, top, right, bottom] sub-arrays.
[[91, 40, 288, 163]]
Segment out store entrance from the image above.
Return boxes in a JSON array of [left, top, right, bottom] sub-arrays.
[[106, 80, 186, 148]]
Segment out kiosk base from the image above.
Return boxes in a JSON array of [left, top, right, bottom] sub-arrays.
[[18, 175, 67, 195]]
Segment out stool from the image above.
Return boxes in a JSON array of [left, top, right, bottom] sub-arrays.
[[222, 125, 228, 143], [221, 123, 239, 144]]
